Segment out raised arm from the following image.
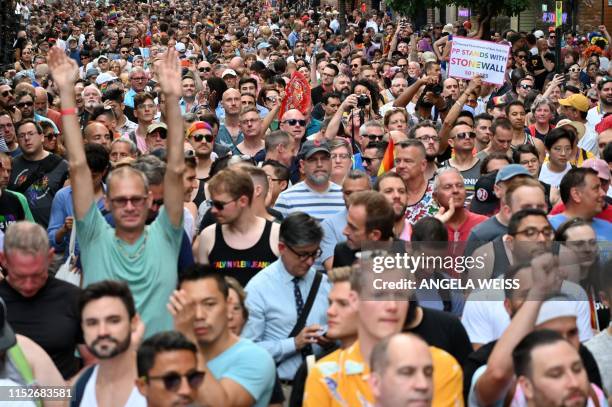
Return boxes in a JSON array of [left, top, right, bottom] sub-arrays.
[[393, 75, 428, 108], [157, 49, 186, 228], [439, 75, 482, 152], [47, 47, 93, 220]]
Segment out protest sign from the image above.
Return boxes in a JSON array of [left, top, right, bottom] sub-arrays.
[[448, 37, 511, 85]]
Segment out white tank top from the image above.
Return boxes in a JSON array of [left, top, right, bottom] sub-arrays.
[[80, 365, 147, 407]]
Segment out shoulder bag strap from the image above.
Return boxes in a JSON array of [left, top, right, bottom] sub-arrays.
[[288, 271, 323, 339]]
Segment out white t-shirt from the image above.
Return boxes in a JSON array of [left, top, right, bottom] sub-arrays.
[[538, 162, 571, 187], [461, 277, 594, 345], [80, 365, 147, 407]]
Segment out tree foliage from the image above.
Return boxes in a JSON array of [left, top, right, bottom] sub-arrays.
[[385, 0, 530, 19]]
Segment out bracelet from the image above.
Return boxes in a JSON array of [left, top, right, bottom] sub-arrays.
[[61, 107, 77, 116]]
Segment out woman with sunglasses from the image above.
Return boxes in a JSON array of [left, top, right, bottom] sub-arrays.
[[566, 63, 584, 91], [257, 86, 281, 131]]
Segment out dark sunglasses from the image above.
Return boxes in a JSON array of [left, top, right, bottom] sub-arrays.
[[519, 84, 533, 90], [366, 134, 384, 141], [282, 119, 306, 127], [207, 198, 238, 211], [192, 133, 214, 143], [147, 370, 205, 392], [362, 156, 381, 164], [17, 101, 33, 108], [151, 198, 164, 207], [516, 54, 527, 59], [44, 133, 58, 140], [1, 91, 13, 97], [148, 130, 167, 139], [198, 67, 212, 72], [455, 132, 476, 140]]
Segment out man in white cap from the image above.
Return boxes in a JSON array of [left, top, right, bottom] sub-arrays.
[[467, 255, 603, 407]]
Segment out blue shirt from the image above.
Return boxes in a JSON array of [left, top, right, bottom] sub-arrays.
[[242, 259, 331, 380], [47, 185, 106, 258], [124, 88, 137, 109], [217, 125, 244, 155], [549, 214, 612, 241], [208, 338, 276, 407], [319, 208, 347, 267]]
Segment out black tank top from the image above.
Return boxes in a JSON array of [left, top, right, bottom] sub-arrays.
[[208, 220, 278, 287], [193, 177, 210, 208]]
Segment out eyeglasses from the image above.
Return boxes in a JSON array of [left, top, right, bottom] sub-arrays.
[[416, 135, 440, 143], [207, 198, 238, 211], [366, 134, 384, 141], [17, 101, 33, 108], [362, 156, 381, 165], [132, 77, 147, 81], [281, 119, 306, 127], [198, 67, 211, 72], [513, 227, 554, 239], [137, 104, 156, 110], [241, 118, 260, 124], [455, 132, 476, 140], [109, 195, 148, 208], [191, 133, 214, 143], [331, 153, 351, 160], [351, 64, 360, 68], [520, 158, 539, 166], [1, 91, 12, 97], [44, 133, 57, 140], [147, 370, 205, 392], [284, 244, 322, 260], [519, 84, 533, 90], [17, 131, 39, 139]]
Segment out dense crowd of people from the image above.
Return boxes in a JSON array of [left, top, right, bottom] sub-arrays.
[[0, 0, 610, 406]]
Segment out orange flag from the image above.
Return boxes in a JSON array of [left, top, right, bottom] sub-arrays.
[[377, 137, 395, 176]]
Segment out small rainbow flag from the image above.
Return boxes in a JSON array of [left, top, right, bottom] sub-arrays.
[[205, 19, 215, 30], [377, 137, 395, 176]]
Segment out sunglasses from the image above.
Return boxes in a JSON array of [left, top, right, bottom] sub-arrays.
[[455, 132, 476, 140], [198, 67, 212, 72], [282, 119, 306, 127], [1, 91, 12, 97], [17, 101, 33, 108], [366, 134, 384, 141], [148, 130, 167, 139], [519, 84, 533, 90], [207, 198, 238, 211], [151, 198, 164, 207], [362, 156, 381, 164], [569, 68, 580, 73], [191, 133, 214, 143], [147, 371, 205, 392], [110, 195, 148, 208], [44, 133, 58, 140], [516, 54, 527, 59]]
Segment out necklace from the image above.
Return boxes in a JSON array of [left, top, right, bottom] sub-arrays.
[[115, 230, 148, 260]]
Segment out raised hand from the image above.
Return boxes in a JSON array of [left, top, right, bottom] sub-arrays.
[[157, 48, 182, 98], [47, 47, 79, 91], [167, 289, 197, 343]]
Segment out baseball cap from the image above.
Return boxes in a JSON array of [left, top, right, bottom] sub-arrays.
[[487, 95, 507, 110], [299, 139, 330, 159], [0, 298, 16, 352], [95, 72, 118, 86], [470, 172, 499, 216], [536, 297, 577, 326], [495, 164, 531, 184], [175, 42, 186, 53], [86, 68, 99, 78], [221, 69, 237, 78], [147, 122, 168, 134], [558, 94, 589, 112], [97, 55, 109, 62], [257, 42, 271, 50], [533, 30, 545, 39], [582, 158, 610, 180], [595, 114, 612, 134], [442, 24, 453, 34]]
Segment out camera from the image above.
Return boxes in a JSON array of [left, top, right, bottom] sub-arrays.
[[357, 95, 370, 108]]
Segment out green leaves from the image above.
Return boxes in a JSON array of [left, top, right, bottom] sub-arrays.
[[385, 0, 530, 19]]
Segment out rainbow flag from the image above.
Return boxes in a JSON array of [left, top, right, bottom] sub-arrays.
[[205, 19, 215, 30], [377, 137, 395, 176]]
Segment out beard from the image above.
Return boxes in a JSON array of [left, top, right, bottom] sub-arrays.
[[84, 100, 98, 110], [306, 172, 330, 185], [88, 332, 131, 359], [426, 153, 437, 162]]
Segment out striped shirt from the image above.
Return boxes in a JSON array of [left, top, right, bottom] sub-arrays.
[[273, 181, 344, 221]]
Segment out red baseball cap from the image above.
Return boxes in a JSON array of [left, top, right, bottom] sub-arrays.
[[595, 114, 612, 134]]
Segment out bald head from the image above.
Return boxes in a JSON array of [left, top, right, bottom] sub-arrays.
[[34, 87, 49, 115], [229, 57, 244, 70], [84, 122, 112, 150], [222, 88, 241, 115]]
